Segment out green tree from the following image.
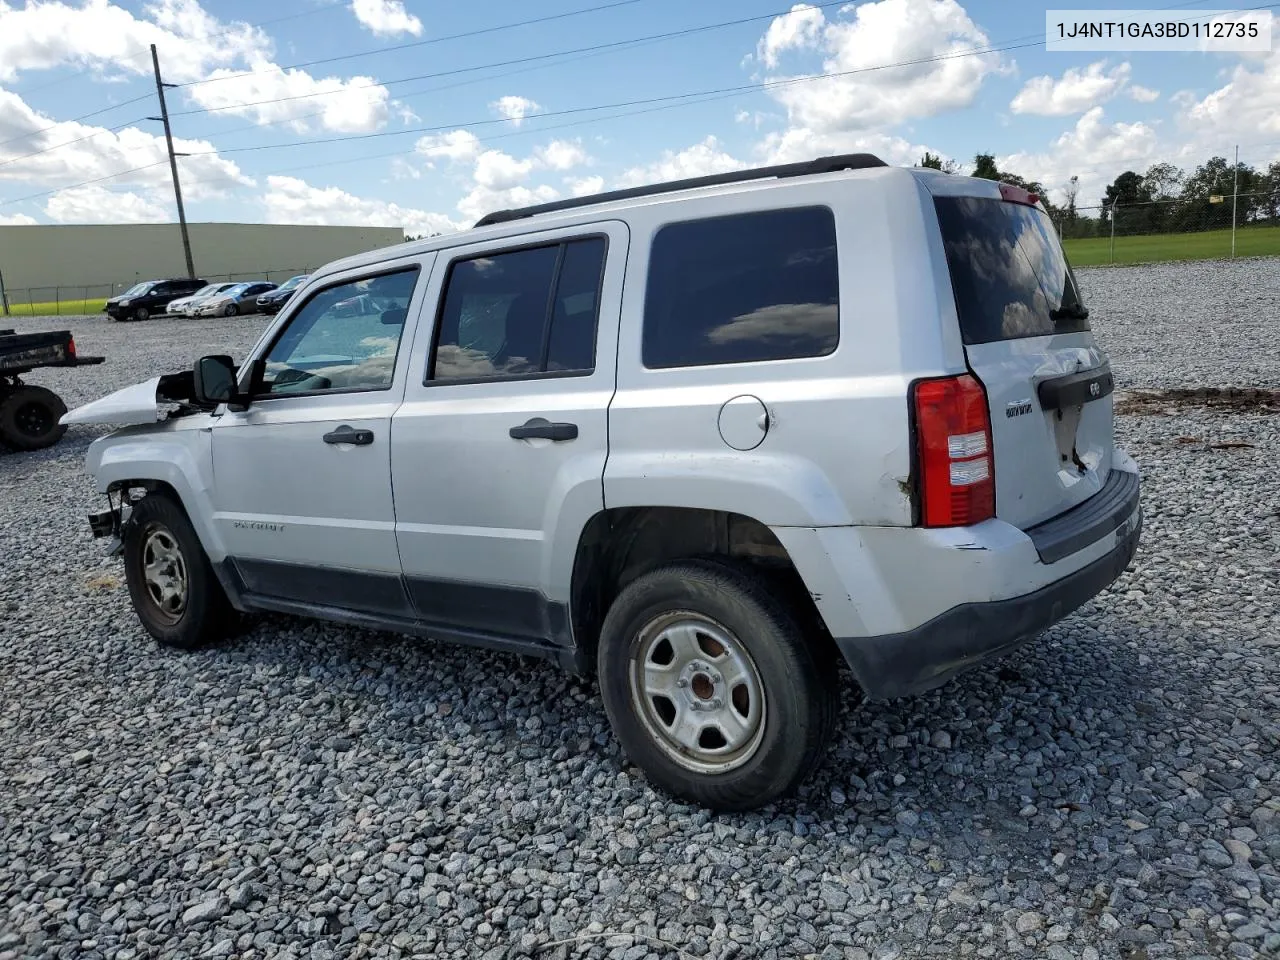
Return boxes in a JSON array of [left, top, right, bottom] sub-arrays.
[[919, 152, 944, 170], [972, 153, 1000, 180]]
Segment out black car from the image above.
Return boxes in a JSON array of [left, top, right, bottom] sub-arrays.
[[255, 274, 309, 315], [104, 278, 207, 322]]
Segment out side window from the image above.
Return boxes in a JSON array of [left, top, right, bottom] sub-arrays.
[[152, 282, 172, 296], [430, 237, 606, 383], [643, 206, 839, 369], [256, 267, 420, 396]]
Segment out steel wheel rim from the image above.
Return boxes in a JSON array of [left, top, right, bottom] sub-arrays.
[[629, 612, 767, 774], [13, 400, 52, 438], [141, 525, 188, 622]]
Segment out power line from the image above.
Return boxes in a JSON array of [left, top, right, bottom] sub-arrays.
[[166, 0, 857, 120], [0, 94, 153, 151], [176, 0, 650, 90], [0, 34, 1034, 207], [0, 118, 151, 169]]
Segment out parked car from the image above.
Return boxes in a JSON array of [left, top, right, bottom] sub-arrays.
[[104, 278, 206, 322], [256, 275, 309, 315], [193, 281, 277, 318], [63, 154, 1141, 811], [168, 283, 240, 318]]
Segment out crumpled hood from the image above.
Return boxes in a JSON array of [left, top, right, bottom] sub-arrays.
[[60, 377, 165, 426]]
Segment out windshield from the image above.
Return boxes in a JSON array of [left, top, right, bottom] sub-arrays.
[[934, 196, 1089, 344], [122, 282, 153, 297], [221, 284, 249, 297], [278, 275, 307, 292], [190, 285, 221, 298]]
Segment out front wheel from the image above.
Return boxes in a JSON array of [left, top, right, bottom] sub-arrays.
[[597, 559, 837, 811], [123, 492, 237, 649], [223, 303, 238, 317], [133, 306, 150, 322]]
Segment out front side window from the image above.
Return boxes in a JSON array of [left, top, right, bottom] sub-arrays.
[[430, 237, 606, 383], [256, 268, 420, 396], [643, 206, 840, 369]]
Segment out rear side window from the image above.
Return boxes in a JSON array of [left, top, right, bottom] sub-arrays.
[[643, 206, 839, 369], [430, 237, 606, 383], [934, 196, 1089, 345]]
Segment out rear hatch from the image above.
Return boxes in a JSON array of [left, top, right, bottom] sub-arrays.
[[932, 185, 1113, 531]]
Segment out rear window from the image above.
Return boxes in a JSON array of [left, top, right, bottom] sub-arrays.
[[643, 206, 839, 368], [934, 196, 1089, 345]]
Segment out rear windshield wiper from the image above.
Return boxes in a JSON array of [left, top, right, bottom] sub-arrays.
[[1049, 304, 1090, 323]]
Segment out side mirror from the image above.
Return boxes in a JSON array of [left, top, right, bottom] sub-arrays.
[[193, 354, 239, 406]]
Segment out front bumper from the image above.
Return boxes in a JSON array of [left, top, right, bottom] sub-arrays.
[[834, 484, 1141, 700]]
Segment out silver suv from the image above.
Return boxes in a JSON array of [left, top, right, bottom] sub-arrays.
[[66, 155, 1141, 811]]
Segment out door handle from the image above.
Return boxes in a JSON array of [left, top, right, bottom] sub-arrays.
[[323, 425, 374, 446], [509, 417, 578, 442]]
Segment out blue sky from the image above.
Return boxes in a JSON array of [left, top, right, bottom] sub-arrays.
[[0, 0, 1276, 234]]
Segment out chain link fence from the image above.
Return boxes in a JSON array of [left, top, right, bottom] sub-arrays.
[[0, 268, 315, 317], [1053, 192, 1280, 266]]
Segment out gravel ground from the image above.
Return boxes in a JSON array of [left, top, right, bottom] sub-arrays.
[[2, 258, 1279, 960]]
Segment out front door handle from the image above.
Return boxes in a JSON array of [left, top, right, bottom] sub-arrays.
[[509, 417, 578, 442], [323, 425, 374, 446]]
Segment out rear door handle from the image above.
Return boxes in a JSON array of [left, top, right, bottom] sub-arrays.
[[509, 417, 578, 442], [323, 425, 374, 446]]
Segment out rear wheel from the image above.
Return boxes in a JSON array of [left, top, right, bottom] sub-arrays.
[[133, 306, 150, 322], [0, 384, 68, 450], [123, 492, 237, 649], [597, 559, 837, 811]]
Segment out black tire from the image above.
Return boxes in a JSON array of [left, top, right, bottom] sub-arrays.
[[123, 492, 237, 649], [223, 303, 238, 317], [133, 306, 150, 322], [597, 558, 838, 811], [0, 384, 68, 451]]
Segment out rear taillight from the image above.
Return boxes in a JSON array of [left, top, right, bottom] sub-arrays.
[[67, 336, 77, 359], [912, 374, 995, 528]]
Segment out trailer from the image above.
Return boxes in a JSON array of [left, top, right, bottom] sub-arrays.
[[0, 328, 104, 450]]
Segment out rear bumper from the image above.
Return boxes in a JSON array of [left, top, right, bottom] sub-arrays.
[[772, 459, 1142, 701], [835, 508, 1140, 699]]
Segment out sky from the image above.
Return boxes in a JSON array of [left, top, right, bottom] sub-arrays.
[[0, 0, 1277, 236]]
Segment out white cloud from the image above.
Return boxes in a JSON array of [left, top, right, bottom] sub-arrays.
[[186, 66, 391, 134], [490, 96, 541, 126], [760, 128, 945, 167], [456, 183, 559, 225], [757, 0, 1006, 140], [757, 3, 826, 69], [616, 136, 744, 188], [1178, 48, 1280, 144], [999, 107, 1160, 208], [44, 184, 169, 223], [263, 175, 458, 237], [350, 0, 422, 37], [415, 129, 482, 164], [1128, 84, 1160, 103], [1010, 61, 1132, 116], [472, 149, 535, 190], [567, 175, 604, 197], [534, 140, 589, 171], [0, 88, 251, 199], [0, 212, 37, 225], [0, 0, 394, 134]]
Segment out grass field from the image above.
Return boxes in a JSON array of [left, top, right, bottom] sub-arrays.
[[1064, 224, 1280, 266], [3, 297, 106, 317]]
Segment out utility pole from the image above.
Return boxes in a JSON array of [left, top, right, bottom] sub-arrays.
[[0, 267, 9, 317], [149, 44, 195, 279], [1231, 144, 1239, 259]]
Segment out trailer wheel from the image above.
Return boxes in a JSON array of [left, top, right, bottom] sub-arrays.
[[0, 384, 68, 451]]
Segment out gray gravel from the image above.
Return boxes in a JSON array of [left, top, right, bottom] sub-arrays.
[[3, 259, 1280, 959]]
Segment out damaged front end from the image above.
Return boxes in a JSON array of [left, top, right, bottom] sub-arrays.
[[61, 368, 224, 427]]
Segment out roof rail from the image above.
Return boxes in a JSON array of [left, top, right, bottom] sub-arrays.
[[473, 153, 888, 228]]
